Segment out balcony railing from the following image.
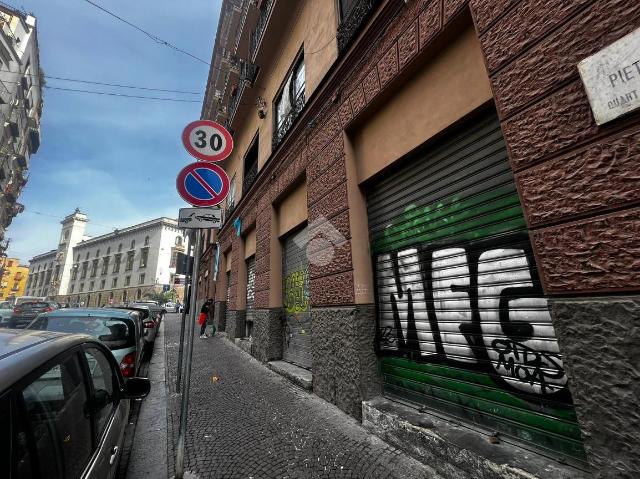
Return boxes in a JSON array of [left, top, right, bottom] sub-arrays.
[[228, 83, 244, 123], [240, 60, 259, 86], [249, 0, 274, 61], [337, 0, 381, 52], [242, 161, 258, 195], [272, 91, 305, 149]]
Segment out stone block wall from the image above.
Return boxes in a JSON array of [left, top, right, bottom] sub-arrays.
[[214, 301, 226, 332], [311, 306, 381, 420], [225, 309, 246, 341], [251, 308, 283, 362]]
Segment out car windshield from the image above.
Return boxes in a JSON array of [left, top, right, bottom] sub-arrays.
[[30, 315, 134, 349]]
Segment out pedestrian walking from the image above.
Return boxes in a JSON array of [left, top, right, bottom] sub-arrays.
[[175, 301, 180, 313], [199, 299, 213, 338]]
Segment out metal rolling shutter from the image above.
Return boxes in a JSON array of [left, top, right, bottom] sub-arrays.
[[282, 226, 312, 370], [366, 111, 585, 463], [245, 256, 256, 337]]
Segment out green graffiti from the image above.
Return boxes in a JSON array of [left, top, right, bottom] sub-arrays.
[[372, 187, 526, 253], [283, 269, 309, 314]]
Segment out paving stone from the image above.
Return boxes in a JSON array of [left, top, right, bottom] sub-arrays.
[[162, 313, 436, 478]]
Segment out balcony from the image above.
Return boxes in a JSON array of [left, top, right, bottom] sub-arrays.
[[272, 90, 305, 149], [242, 161, 258, 195], [240, 60, 259, 86], [249, 0, 274, 61], [337, 0, 381, 52]]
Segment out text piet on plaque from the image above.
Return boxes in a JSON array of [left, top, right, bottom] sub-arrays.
[[578, 27, 640, 125]]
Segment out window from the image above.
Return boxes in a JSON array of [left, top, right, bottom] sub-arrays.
[[76, 255, 80, 262], [83, 347, 117, 439], [118, 243, 122, 252], [100, 279, 105, 289], [139, 248, 149, 268], [125, 251, 134, 271], [130, 240, 135, 249], [175, 236, 182, 246], [90, 259, 98, 277], [242, 134, 259, 194], [79, 283, 84, 292], [102, 257, 110, 275], [89, 281, 94, 291], [71, 265, 78, 280], [112, 277, 117, 288], [170, 249, 178, 268], [85, 252, 90, 260], [124, 276, 131, 286], [274, 51, 305, 145], [113, 254, 122, 273], [80, 262, 88, 279], [70, 284, 74, 294], [138, 273, 145, 285], [21, 353, 92, 479], [144, 236, 149, 246], [95, 249, 100, 258], [5, 392, 33, 478], [106, 246, 111, 255]]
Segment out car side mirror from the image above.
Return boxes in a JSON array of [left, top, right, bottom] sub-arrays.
[[121, 377, 150, 399]]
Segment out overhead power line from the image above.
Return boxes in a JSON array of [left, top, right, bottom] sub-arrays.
[[83, 0, 210, 66], [0, 68, 202, 95], [45, 85, 202, 102]]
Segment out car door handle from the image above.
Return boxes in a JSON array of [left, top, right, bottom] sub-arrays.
[[109, 446, 119, 466]]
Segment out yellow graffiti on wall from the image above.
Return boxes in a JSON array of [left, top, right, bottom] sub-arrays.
[[283, 269, 309, 314]]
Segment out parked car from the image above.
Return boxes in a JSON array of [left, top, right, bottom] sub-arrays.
[[14, 295, 47, 306], [130, 301, 164, 326], [0, 307, 13, 327], [110, 304, 157, 357], [4, 301, 60, 329], [0, 328, 150, 479], [27, 308, 145, 379], [0, 300, 13, 309]]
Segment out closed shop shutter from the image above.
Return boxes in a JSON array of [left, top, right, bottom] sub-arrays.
[[245, 256, 256, 338], [366, 111, 585, 463], [282, 226, 312, 370]]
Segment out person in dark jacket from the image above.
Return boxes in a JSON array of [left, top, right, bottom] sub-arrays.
[[199, 299, 213, 338]]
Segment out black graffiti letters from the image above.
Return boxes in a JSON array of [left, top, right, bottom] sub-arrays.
[[376, 235, 569, 399]]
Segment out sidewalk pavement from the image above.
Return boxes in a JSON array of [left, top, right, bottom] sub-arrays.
[[125, 320, 168, 478], [163, 313, 437, 478]]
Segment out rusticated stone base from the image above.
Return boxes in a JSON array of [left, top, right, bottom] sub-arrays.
[[550, 296, 640, 478], [363, 397, 586, 479], [252, 308, 283, 362], [214, 301, 227, 332], [226, 310, 245, 341], [311, 305, 381, 420]]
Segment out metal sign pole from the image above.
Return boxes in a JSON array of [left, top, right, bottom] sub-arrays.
[[176, 232, 194, 394], [175, 231, 202, 479]]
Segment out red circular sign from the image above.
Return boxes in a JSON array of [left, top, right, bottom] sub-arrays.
[[176, 162, 230, 207], [182, 120, 234, 162]]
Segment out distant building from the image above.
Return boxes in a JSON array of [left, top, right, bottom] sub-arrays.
[[0, 256, 27, 300], [25, 210, 187, 306], [0, 4, 43, 252]]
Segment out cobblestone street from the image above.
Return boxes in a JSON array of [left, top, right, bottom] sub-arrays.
[[164, 313, 436, 478]]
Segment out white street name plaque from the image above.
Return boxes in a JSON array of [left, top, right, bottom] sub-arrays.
[[578, 27, 640, 125]]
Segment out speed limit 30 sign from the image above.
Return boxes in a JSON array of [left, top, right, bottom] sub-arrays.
[[182, 120, 234, 162]]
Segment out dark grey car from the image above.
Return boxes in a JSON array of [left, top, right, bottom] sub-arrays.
[[0, 329, 150, 479]]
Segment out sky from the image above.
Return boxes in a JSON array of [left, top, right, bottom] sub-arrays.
[[6, 0, 221, 262]]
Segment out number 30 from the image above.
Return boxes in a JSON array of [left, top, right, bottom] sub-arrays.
[[194, 130, 223, 151]]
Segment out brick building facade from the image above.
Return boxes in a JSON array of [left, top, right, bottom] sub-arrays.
[[199, 1, 640, 477]]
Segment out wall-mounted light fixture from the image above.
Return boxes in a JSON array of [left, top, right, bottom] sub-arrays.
[[256, 96, 267, 119]]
